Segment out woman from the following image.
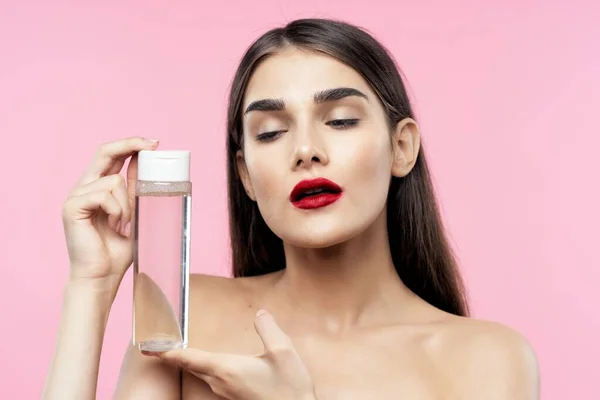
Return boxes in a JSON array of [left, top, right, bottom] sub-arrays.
[[43, 18, 539, 399]]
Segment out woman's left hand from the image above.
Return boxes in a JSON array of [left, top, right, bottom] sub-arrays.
[[143, 310, 316, 400]]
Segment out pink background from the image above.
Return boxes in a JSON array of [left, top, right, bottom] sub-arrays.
[[1, 0, 598, 398]]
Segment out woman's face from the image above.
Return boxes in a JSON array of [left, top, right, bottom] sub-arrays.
[[238, 47, 419, 248]]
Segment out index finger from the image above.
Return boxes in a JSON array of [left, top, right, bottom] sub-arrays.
[[254, 310, 292, 353], [78, 137, 159, 185]]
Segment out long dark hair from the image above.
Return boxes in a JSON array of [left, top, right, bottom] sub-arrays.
[[226, 18, 469, 317]]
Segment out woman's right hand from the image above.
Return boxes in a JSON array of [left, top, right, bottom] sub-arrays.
[[61, 137, 159, 292]]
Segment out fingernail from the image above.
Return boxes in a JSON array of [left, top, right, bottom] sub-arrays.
[[115, 220, 121, 233], [145, 138, 159, 144], [256, 309, 268, 317], [124, 222, 131, 237]]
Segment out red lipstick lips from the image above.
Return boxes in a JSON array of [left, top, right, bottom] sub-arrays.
[[289, 178, 343, 209]]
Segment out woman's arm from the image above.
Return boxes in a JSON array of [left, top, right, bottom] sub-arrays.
[[42, 280, 181, 400], [43, 137, 178, 399], [42, 280, 114, 399]]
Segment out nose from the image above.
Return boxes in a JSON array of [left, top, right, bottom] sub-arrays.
[[290, 130, 329, 171]]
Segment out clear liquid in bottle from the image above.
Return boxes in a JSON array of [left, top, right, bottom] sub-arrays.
[[133, 150, 191, 352]]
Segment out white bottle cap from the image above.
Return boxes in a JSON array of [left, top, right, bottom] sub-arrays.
[[137, 150, 191, 182]]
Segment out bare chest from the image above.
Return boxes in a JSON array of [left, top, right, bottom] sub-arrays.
[[303, 334, 452, 399], [184, 326, 455, 399]]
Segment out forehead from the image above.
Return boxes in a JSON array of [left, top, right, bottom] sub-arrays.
[[243, 48, 375, 106]]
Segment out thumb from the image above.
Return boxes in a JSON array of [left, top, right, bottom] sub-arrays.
[[254, 309, 292, 352], [126, 153, 139, 213], [146, 348, 218, 374], [145, 348, 190, 367]]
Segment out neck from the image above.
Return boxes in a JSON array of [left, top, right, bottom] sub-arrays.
[[271, 212, 412, 333]]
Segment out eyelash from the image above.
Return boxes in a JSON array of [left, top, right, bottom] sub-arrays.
[[256, 118, 360, 142], [327, 118, 360, 128]]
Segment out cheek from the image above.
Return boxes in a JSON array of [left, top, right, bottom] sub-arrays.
[[246, 154, 285, 201], [342, 133, 392, 186], [246, 155, 289, 229]]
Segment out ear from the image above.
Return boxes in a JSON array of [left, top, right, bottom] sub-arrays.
[[391, 118, 421, 178], [236, 150, 256, 201]]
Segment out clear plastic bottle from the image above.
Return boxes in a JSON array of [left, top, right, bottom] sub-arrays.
[[133, 150, 191, 352]]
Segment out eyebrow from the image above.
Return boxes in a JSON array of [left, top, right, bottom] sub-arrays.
[[244, 87, 368, 114]]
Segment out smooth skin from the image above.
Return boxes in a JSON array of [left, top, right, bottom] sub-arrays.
[[43, 48, 540, 399]]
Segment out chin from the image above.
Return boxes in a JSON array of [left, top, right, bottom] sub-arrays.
[[261, 199, 386, 250], [276, 221, 363, 249]]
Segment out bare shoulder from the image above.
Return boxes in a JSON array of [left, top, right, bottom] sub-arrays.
[[189, 272, 239, 294], [188, 272, 277, 352], [189, 273, 251, 317], [438, 315, 540, 399], [189, 272, 273, 306], [181, 273, 276, 398]]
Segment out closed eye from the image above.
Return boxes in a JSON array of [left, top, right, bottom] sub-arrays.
[[326, 118, 360, 128], [256, 119, 359, 142], [256, 130, 284, 142]]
